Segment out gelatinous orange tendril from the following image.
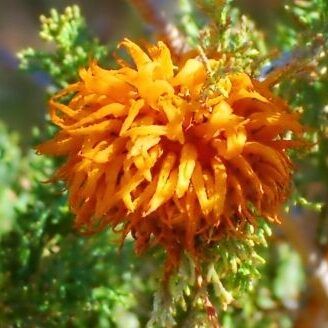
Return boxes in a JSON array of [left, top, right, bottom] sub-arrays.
[[37, 39, 304, 273]]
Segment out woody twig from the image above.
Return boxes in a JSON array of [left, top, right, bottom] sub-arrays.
[[129, 0, 188, 56]]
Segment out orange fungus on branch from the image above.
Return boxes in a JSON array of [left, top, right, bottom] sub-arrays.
[[37, 39, 304, 271]]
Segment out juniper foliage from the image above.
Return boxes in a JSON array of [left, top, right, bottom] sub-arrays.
[[17, 5, 108, 88]]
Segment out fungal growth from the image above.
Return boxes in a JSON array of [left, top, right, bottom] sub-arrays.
[[38, 39, 304, 271]]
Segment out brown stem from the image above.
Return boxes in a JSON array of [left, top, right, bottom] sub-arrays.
[[280, 213, 328, 313], [128, 0, 188, 57]]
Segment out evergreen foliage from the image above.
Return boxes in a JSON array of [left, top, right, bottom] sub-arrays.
[[17, 5, 108, 88]]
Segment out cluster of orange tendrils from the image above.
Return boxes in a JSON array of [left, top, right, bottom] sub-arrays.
[[38, 39, 304, 271]]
